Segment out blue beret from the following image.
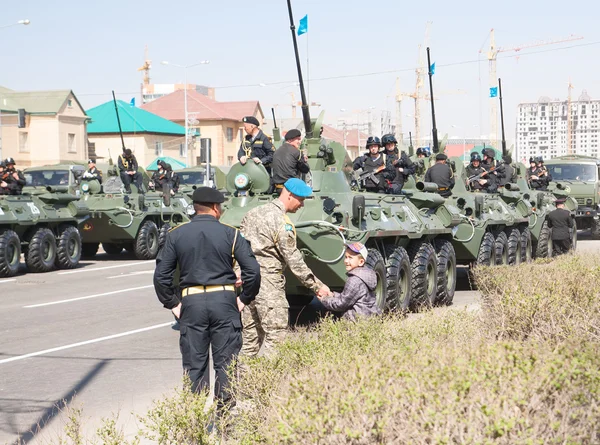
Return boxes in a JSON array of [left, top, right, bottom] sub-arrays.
[[284, 178, 312, 198]]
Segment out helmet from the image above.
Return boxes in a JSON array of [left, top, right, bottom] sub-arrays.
[[537, 156, 544, 164], [0, 161, 5, 168], [529, 157, 536, 164], [421, 147, 431, 157], [470, 152, 482, 162], [4, 157, 15, 165], [365, 136, 381, 148], [381, 134, 397, 145], [482, 148, 495, 158]]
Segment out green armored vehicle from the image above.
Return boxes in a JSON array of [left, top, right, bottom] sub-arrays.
[[0, 165, 90, 277]]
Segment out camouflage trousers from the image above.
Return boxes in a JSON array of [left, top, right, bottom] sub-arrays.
[[241, 273, 288, 357]]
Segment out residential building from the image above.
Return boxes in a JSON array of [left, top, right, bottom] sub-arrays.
[[515, 91, 600, 162], [142, 83, 215, 105], [87, 100, 186, 169], [0, 87, 88, 167]]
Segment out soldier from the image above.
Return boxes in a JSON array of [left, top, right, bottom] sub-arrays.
[[82, 159, 103, 184], [481, 148, 504, 192], [118, 149, 143, 194], [165, 163, 180, 193], [353, 137, 386, 193], [381, 134, 415, 194], [4, 157, 26, 195], [237, 116, 274, 172], [536, 157, 551, 190], [424, 153, 455, 197], [527, 157, 544, 190], [154, 187, 261, 410], [149, 160, 173, 205], [465, 152, 489, 192], [499, 154, 517, 186], [271, 128, 310, 192], [239, 178, 331, 357], [413, 147, 431, 178], [547, 197, 574, 256], [0, 161, 11, 195]]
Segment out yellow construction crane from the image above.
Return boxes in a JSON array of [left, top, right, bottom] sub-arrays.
[[480, 29, 583, 149], [138, 45, 152, 86], [273, 91, 321, 119]]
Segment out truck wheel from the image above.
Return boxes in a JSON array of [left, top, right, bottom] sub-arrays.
[[82, 243, 99, 258], [535, 220, 553, 258], [476, 232, 496, 266], [384, 245, 411, 311], [26, 227, 57, 273], [506, 228, 522, 266], [495, 232, 509, 265], [365, 248, 388, 312], [0, 230, 21, 277], [591, 219, 600, 239], [407, 242, 438, 310], [158, 223, 171, 250], [433, 239, 456, 306], [520, 228, 533, 263], [56, 226, 82, 269], [134, 220, 159, 260], [103, 243, 123, 255]]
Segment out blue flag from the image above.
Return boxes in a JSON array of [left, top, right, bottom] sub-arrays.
[[298, 15, 308, 36], [489, 87, 498, 98], [130, 97, 135, 107], [429, 62, 435, 75]]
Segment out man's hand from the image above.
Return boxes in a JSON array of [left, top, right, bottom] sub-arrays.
[[128, 171, 135, 175], [235, 271, 242, 288], [12, 172, 19, 180], [239, 156, 248, 165], [398, 167, 404, 173], [236, 297, 245, 312], [148, 181, 154, 187], [171, 302, 182, 319], [252, 157, 262, 164], [0, 181, 7, 188], [531, 175, 539, 180], [316, 285, 332, 299], [170, 190, 175, 196], [479, 179, 488, 185]]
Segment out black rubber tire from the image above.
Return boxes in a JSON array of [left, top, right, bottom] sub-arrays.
[[476, 232, 496, 266], [433, 239, 457, 306], [158, 223, 171, 250], [494, 231, 509, 265], [520, 228, 533, 263], [506, 228, 522, 266], [535, 220, 553, 258], [406, 242, 438, 310], [384, 245, 412, 311], [55, 226, 81, 269], [103, 242, 123, 255], [134, 220, 159, 260], [26, 227, 57, 273], [591, 218, 600, 239], [82, 243, 99, 258], [0, 230, 21, 277], [365, 248, 388, 312]]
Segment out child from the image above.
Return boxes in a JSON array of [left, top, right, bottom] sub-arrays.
[[318, 242, 381, 320]]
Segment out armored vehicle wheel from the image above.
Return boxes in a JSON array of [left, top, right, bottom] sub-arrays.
[[26, 227, 57, 273], [158, 223, 171, 250], [365, 248, 388, 312], [535, 220, 553, 258], [591, 219, 600, 239], [56, 226, 82, 269], [82, 243, 99, 258], [384, 245, 411, 311], [0, 230, 21, 277], [494, 232, 509, 266], [407, 242, 438, 310], [134, 220, 159, 260], [433, 239, 456, 306], [506, 228, 522, 266], [520, 228, 533, 263], [476, 232, 496, 266], [103, 243, 123, 255]]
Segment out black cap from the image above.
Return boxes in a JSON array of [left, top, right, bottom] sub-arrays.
[[285, 128, 302, 141], [124, 149, 132, 157], [436, 153, 447, 161], [87, 159, 95, 164], [192, 187, 225, 204], [242, 116, 260, 126]]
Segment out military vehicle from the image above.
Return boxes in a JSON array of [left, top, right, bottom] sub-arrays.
[[544, 155, 600, 236], [0, 164, 90, 277]]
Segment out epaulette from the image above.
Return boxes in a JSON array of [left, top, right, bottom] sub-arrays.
[[221, 222, 240, 231], [168, 222, 189, 233]]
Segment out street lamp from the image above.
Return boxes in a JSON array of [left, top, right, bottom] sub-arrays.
[[162, 60, 210, 184], [0, 19, 30, 30]]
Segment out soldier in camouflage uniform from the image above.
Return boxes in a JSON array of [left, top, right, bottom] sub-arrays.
[[239, 178, 332, 356]]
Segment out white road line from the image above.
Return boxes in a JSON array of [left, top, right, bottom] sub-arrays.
[[107, 270, 155, 279], [0, 322, 173, 365], [58, 261, 150, 275], [0, 279, 16, 284], [24, 285, 154, 308]]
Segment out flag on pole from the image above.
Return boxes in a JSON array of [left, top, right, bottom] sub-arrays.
[[298, 15, 308, 36], [429, 62, 435, 75], [489, 87, 498, 98], [130, 97, 136, 107]]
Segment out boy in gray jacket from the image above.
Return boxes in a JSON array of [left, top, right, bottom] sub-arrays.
[[318, 242, 381, 320]]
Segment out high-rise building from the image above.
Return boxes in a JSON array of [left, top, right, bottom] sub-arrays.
[[515, 91, 600, 162]]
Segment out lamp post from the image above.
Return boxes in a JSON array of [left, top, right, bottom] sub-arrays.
[[161, 60, 210, 183], [0, 19, 30, 30]]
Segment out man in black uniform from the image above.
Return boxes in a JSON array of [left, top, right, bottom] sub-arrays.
[[465, 152, 489, 192], [0, 161, 11, 195], [547, 197, 574, 256], [154, 187, 261, 410], [353, 136, 386, 192], [499, 155, 516, 187], [165, 163, 180, 193], [381, 134, 415, 194], [83, 159, 103, 184], [536, 157, 551, 190], [424, 153, 455, 197], [237, 116, 274, 172], [118, 149, 143, 194], [150, 160, 172, 206], [4, 157, 26, 195], [526, 157, 543, 190], [481, 148, 503, 192], [271, 128, 310, 192]]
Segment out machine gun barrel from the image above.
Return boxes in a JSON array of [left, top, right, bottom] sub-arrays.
[[112, 90, 126, 153], [416, 181, 439, 193], [271, 108, 281, 142], [426, 47, 439, 154], [408, 131, 414, 156]]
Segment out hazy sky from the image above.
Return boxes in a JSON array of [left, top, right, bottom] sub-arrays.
[[2, 0, 598, 146]]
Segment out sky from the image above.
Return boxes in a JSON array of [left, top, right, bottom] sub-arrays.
[[2, 0, 599, 147]]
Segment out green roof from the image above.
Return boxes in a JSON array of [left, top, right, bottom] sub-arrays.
[[0, 87, 83, 114], [146, 156, 188, 171], [87, 100, 185, 136]]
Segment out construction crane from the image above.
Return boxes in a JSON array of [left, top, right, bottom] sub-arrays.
[[480, 29, 583, 149], [567, 79, 574, 155], [272, 91, 321, 118], [138, 45, 152, 86]]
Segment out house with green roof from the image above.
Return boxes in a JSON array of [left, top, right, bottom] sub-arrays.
[[86, 100, 186, 168], [0, 87, 88, 167]]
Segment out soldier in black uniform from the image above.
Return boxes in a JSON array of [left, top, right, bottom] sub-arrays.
[[353, 137, 386, 193], [481, 148, 503, 192], [547, 197, 574, 255], [165, 163, 180, 193], [381, 134, 415, 194], [150, 161, 172, 206], [237, 116, 274, 172], [499, 155, 517, 187], [536, 157, 551, 190], [83, 159, 103, 184], [118, 149, 143, 194], [526, 157, 544, 190], [154, 187, 261, 411], [424, 153, 455, 197], [271, 128, 310, 192], [0, 161, 11, 195], [4, 158, 26, 195], [465, 152, 489, 192]]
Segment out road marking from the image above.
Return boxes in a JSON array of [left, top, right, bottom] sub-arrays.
[[0, 279, 16, 284], [0, 322, 173, 365], [58, 262, 150, 275], [107, 270, 155, 279], [24, 285, 154, 308]]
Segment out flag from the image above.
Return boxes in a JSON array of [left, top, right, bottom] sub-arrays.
[[489, 87, 498, 98], [298, 15, 308, 36], [429, 62, 435, 75], [130, 97, 135, 107]]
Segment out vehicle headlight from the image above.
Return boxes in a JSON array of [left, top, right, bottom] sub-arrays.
[[234, 173, 250, 190]]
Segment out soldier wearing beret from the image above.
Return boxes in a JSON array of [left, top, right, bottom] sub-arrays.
[[239, 178, 331, 357], [154, 187, 261, 411], [83, 159, 103, 184], [424, 153, 455, 197], [271, 128, 310, 192], [237, 116, 274, 172], [547, 197, 574, 256], [118, 149, 143, 194]]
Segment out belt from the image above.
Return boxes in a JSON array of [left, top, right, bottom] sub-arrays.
[[274, 184, 284, 189], [438, 187, 449, 191], [183, 285, 235, 296]]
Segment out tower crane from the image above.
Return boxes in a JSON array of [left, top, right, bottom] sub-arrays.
[[138, 45, 152, 86]]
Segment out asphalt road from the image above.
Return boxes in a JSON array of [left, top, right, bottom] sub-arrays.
[[1, 236, 598, 445]]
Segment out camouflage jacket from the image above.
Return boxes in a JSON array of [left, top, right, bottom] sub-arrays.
[[240, 199, 323, 293]]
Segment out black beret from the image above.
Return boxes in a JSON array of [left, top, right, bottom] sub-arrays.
[[242, 116, 260, 126], [436, 153, 447, 161], [285, 128, 302, 141], [87, 159, 95, 164], [192, 186, 225, 204], [124, 149, 132, 156]]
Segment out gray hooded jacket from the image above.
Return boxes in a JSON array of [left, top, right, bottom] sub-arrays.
[[320, 266, 381, 320]]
